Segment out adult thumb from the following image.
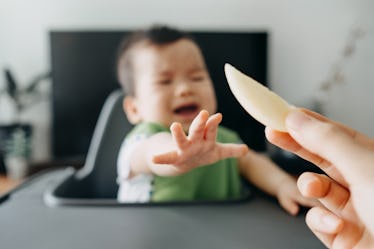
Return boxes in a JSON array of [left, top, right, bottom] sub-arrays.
[[285, 109, 374, 185]]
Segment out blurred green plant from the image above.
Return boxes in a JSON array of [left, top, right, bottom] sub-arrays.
[[0, 68, 50, 161], [0, 67, 51, 120], [4, 126, 31, 158]]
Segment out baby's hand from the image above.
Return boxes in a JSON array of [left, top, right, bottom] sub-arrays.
[[276, 176, 319, 216], [153, 110, 248, 174]]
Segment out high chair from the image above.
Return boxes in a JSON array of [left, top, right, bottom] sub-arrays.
[[0, 90, 324, 248]]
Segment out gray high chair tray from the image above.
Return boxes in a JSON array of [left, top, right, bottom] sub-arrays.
[[0, 169, 324, 249], [0, 90, 324, 248]]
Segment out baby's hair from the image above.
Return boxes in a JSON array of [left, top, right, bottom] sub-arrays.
[[116, 25, 193, 96]]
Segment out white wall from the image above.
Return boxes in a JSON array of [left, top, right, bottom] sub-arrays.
[[0, 0, 373, 161]]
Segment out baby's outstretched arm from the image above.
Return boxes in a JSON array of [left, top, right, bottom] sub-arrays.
[[152, 110, 248, 175]]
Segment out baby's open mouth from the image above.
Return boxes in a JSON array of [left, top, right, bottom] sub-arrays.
[[174, 104, 199, 115]]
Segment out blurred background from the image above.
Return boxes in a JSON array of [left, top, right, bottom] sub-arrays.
[[0, 0, 373, 173]]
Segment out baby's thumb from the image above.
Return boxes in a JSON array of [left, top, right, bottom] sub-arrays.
[[218, 143, 249, 159]]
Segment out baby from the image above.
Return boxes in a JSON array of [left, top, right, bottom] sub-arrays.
[[116, 25, 316, 215]]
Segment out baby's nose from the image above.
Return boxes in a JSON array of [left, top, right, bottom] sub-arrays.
[[175, 81, 193, 97]]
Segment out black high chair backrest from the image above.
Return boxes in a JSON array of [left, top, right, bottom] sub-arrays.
[[76, 89, 132, 197], [44, 89, 133, 205]]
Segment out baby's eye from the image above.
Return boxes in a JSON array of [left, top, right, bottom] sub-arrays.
[[190, 75, 205, 82], [158, 79, 172, 85]]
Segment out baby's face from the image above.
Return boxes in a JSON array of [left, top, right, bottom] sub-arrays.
[[130, 39, 217, 131]]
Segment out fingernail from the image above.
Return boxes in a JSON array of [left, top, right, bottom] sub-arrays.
[[286, 110, 313, 131], [322, 214, 342, 230], [297, 178, 308, 195]]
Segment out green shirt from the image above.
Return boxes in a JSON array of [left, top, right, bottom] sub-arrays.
[[125, 122, 243, 202]]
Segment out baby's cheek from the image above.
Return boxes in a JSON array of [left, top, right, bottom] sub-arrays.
[[204, 93, 218, 113]]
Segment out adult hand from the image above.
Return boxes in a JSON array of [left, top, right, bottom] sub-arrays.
[[265, 108, 374, 249]]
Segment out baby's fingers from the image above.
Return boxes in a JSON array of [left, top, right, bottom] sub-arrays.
[[216, 143, 249, 159], [279, 197, 300, 216], [204, 113, 222, 141], [188, 110, 209, 141], [170, 122, 189, 150], [153, 151, 178, 165]]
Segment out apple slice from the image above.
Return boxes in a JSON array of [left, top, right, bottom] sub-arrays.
[[224, 63, 293, 132]]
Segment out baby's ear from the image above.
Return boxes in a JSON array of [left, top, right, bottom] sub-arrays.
[[123, 96, 142, 124]]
